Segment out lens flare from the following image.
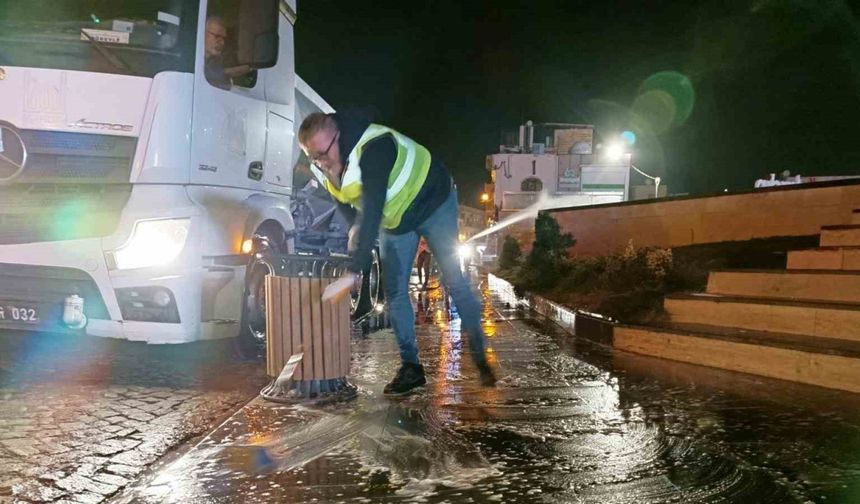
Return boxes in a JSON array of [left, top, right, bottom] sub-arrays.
[[51, 199, 95, 241], [638, 71, 695, 129], [632, 90, 676, 135], [621, 130, 637, 145]]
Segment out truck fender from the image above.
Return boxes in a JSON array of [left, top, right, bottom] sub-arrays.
[[241, 193, 296, 250]]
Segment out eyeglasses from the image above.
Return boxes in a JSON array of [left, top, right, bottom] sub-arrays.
[[207, 30, 227, 42], [307, 131, 339, 166]]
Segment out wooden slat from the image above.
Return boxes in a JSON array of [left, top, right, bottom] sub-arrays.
[[278, 276, 288, 378], [265, 276, 274, 377], [321, 278, 334, 379], [310, 278, 324, 379], [300, 277, 313, 380], [269, 276, 282, 378], [289, 277, 303, 381], [327, 278, 340, 378], [280, 277, 292, 371], [339, 295, 350, 376]]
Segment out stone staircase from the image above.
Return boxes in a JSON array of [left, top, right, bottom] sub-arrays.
[[614, 212, 860, 393]]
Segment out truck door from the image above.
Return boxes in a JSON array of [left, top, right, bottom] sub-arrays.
[[189, 1, 267, 191], [261, 8, 296, 189]]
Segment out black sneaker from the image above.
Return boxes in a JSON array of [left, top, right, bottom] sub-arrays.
[[476, 362, 497, 387], [383, 363, 427, 396]]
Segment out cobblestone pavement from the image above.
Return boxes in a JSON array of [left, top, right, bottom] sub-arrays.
[[0, 329, 267, 504]]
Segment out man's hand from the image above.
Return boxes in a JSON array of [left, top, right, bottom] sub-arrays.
[[224, 64, 252, 77], [322, 272, 359, 304], [347, 224, 360, 253]]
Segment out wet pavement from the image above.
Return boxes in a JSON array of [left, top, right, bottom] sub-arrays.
[[0, 329, 267, 503], [114, 273, 860, 503]]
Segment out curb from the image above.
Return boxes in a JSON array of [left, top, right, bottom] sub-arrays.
[[487, 273, 616, 346]]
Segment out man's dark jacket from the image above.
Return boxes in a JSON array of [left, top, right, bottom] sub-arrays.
[[331, 111, 452, 273]]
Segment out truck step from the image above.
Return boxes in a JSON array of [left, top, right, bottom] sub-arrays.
[[664, 293, 860, 342], [614, 323, 860, 393]]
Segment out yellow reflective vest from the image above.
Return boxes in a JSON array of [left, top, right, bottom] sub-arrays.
[[310, 124, 431, 230]]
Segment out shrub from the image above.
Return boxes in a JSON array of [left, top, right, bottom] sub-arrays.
[[549, 240, 686, 323], [521, 213, 576, 290], [599, 240, 673, 292], [498, 235, 523, 272], [529, 212, 575, 265]]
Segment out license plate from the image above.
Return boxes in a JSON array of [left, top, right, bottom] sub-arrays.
[[0, 302, 40, 324]]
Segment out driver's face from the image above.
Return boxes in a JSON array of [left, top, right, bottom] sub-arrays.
[[205, 20, 227, 57], [303, 127, 344, 182]]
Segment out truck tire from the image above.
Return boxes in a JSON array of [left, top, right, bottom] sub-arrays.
[[352, 248, 382, 318], [235, 227, 284, 360]]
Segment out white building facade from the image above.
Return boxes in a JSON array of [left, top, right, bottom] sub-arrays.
[[486, 122, 632, 218]]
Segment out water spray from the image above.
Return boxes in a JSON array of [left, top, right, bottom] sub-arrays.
[[467, 190, 625, 243], [466, 192, 549, 243]]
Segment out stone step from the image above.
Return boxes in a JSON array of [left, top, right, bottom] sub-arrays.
[[664, 293, 860, 342], [614, 323, 860, 393], [820, 224, 860, 247], [786, 247, 860, 270], [707, 269, 860, 304]]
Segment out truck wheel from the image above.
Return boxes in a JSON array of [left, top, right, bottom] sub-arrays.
[[236, 230, 283, 360], [353, 248, 382, 318]]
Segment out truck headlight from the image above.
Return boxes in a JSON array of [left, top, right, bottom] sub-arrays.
[[457, 244, 473, 259], [111, 218, 190, 270]]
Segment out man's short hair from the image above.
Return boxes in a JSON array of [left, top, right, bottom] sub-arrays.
[[206, 16, 226, 30], [298, 113, 337, 147]]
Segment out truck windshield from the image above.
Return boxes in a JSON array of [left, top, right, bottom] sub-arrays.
[[0, 0, 198, 77]]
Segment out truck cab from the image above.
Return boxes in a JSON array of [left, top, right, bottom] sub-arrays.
[[0, 0, 358, 349]]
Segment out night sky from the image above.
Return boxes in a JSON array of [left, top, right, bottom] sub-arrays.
[[294, 0, 860, 205]]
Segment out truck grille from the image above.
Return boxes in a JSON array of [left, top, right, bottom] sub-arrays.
[[0, 128, 136, 245], [0, 183, 132, 244], [15, 129, 136, 184]]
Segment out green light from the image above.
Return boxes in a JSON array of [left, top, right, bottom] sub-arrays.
[[632, 90, 676, 135], [638, 71, 695, 130], [90, 14, 101, 24], [51, 200, 95, 241]]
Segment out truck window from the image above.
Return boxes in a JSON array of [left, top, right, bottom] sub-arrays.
[[204, 3, 257, 90], [0, 0, 198, 77]]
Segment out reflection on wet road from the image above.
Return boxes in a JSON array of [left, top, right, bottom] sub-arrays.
[[117, 273, 860, 503]]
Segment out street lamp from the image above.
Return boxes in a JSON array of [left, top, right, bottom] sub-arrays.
[[605, 132, 662, 199], [480, 192, 490, 204], [605, 142, 625, 162]]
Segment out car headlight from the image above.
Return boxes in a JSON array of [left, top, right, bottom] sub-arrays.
[[111, 218, 190, 270]]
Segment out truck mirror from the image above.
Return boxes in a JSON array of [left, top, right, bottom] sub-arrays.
[[238, 0, 279, 69]]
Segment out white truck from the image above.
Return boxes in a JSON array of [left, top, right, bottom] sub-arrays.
[[0, 0, 377, 353]]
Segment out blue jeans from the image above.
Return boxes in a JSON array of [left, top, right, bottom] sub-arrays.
[[380, 189, 488, 366]]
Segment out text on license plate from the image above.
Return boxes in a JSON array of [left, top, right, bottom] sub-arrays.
[[0, 304, 40, 323]]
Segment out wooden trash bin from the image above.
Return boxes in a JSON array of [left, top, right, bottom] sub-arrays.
[[261, 262, 356, 402]]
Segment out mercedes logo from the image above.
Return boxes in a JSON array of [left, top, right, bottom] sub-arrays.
[[0, 124, 27, 183]]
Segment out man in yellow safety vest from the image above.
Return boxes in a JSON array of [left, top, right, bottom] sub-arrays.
[[299, 111, 496, 395]]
